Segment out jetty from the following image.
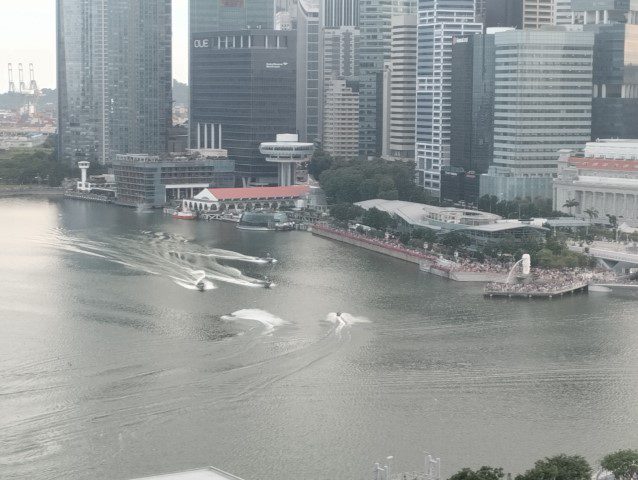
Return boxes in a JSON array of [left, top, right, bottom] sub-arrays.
[[484, 282, 589, 299]]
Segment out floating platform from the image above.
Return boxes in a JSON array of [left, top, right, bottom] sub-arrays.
[[484, 282, 589, 299]]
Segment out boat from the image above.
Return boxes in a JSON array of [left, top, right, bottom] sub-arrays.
[[172, 208, 197, 220]]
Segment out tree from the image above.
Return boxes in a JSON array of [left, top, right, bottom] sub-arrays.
[[562, 199, 580, 216], [361, 207, 394, 231], [584, 208, 599, 221], [329, 203, 364, 222], [600, 450, 638, 480], [308, 150, 334, 179], [516, 455, 591, 480], [449, 467, 505, 480], [606, 214, 618, 229]]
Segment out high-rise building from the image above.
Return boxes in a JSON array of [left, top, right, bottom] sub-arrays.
[[319, 26, 360, 155], [57, 0, 172, 166], [553, 0, 572, 24], [484, 0, 523, 29], [190, 30, 297, 186], [450, 32, 497, 176], [321, 0, 359, 28], [523, 0, 554, 28], [358, 0, 414, 157], [415, 0, 482, 197], [382, 14, 417, 161], [480, 29, 594, 201], [323, 79, 360, 158], [569, 0, 638, 140], [189, 0, 274, 34], [296, 0, 320, 143]]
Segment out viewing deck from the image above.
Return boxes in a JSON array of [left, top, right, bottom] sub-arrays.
[[484, 282, 589, 299]]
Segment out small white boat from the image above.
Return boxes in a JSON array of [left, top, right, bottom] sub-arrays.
[[173, 208, 197, 220]]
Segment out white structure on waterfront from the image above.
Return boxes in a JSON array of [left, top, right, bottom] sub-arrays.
[[382, 14, 417, 161], [415, 0, 482, 196], [259, 134, 314, 186], [553, 140, 638, 222], [480, 28, 595, 201], [184, 185, 312, 212], [77, 161, 91, 192]]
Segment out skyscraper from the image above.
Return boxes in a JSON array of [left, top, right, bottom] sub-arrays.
[[190, 30, 297, 186], [569, 0, 638, 140], [57, 0, 172, 166], [480, 29, 594, 201], [523, 0, 554, 28], [415, 0, 482, 197], [321, 26, 360, 158], [382, 14, 417, 161], [450, 33, 497, 176], [553, 0, 572, 24], [296, 0, 320, 143], [358, 0, 414, 157], [190, 0, 274, 34], [321, 0, 359, 28]]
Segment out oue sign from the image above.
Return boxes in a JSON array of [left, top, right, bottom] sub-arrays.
[[193, 39, 209, 48]]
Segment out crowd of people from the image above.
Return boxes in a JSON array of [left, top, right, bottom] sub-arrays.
[[485, 267, 594, 295]]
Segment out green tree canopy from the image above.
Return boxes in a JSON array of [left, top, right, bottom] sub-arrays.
[[601, 449, 638, 480], [515, 454, 591, 480], [449, 466, 505, 480]]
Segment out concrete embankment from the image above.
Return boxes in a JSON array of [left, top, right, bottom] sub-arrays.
[[311, 226, 421, 265], [0, 186, 64, 198], [311, 225, 507, 283]]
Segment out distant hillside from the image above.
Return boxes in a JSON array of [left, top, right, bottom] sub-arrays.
[[0, 88, 57, 113], [173, 80, 189, 106]]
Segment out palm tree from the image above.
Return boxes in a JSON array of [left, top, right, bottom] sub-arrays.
[[584, 208, 599, 221], [584, 208, 598, 236], [563, 198, 580, 216]]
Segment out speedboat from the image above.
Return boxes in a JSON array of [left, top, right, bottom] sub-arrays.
[[173, 208, 197, 220]]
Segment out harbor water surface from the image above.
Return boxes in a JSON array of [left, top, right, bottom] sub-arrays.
[[1, 198, 637, 480]]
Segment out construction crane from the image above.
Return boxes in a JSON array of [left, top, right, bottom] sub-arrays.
[[18, 63, 26, 93], [28, 63, 38, 92], [7, 63, 16, 93]]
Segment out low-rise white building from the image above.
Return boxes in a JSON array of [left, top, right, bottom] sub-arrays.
[[553, 140, 638, 222]]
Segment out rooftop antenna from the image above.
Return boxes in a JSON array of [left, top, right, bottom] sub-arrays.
[[7, 63, 15, 92]]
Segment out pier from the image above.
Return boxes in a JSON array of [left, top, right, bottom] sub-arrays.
[[484, 282, 589, 299]]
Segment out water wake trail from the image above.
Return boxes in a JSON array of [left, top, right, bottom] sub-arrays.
[[221, 309, 287, 333]]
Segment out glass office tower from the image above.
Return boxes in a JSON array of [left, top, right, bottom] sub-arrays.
[[190, 30, 297, 186], [190, 0, 275, 34], [57, 0, 172, 166]]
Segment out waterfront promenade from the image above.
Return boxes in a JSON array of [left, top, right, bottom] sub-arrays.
[[311, 224, 508, 282], [0, 186, 64, 198]]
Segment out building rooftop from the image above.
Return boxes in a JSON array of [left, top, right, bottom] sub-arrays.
[[568, 156, 638, 171], [463, 222, 548, 233], [129, 467, 245, 480], [356, 199, 502, 230], [198, 185, 310, 201]]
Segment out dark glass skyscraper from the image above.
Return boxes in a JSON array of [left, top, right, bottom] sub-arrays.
[[190, 0, 274, 34], [190, 30, 297, 186], [57, 0, 172, 166], [450, 34, 495, 175]]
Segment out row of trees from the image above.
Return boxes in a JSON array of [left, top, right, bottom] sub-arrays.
[[0, 146, 72, 187], [449, 450, 638, 480], [477, 195, 568, 219], [310, 151, 438, 205]]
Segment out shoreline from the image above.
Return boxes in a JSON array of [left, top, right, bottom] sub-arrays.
[[0, 186, 64, 198], [311, 224, 508, 282]]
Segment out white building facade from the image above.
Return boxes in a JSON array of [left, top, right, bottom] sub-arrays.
[[415, 0, 482, 196], [554, 140, 638, 222], [382, 14, 418, 161], [480, 28, 594, 201]]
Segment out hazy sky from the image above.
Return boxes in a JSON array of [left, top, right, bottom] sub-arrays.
[[0, 0, 189, 93]]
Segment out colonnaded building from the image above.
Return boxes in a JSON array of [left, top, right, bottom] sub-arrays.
[[554, 139, 638, 222]]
